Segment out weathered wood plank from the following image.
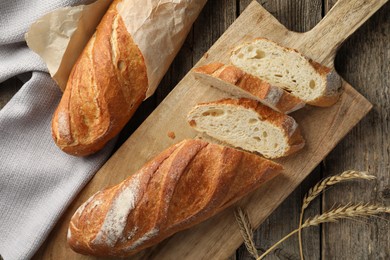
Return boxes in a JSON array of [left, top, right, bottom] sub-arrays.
[[240, 0, 322, 32], [236, 1, 322, 259], [192, 0, 237, 64], [322, 1, 390, 259]]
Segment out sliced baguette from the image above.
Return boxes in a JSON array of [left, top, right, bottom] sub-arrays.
[[187, 98, 305, 158], [230, 38, 343, 107], [193, 63, 305, 114]]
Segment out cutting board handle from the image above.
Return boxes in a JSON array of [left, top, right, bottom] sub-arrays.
[[302, 0, 387, 66]]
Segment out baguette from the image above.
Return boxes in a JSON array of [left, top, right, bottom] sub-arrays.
[[193, 62, 305, 114], [230, 38, 343, 106], [187, 98, 305, 158], [51, 0, 148, 156], [67, 139, 282, 257], [51, 0, 206, 156]]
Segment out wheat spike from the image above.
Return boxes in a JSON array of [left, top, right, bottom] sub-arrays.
[[258, 203, 390, 260], [298, 170, 375, 259], [302, 171, 375, 210], [303, 203, 390, 227], [234, 207, 259, 259]]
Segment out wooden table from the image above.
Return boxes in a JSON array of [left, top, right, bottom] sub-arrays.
[[1, 1, 389, 259]]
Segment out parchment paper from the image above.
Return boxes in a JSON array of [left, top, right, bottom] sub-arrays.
[[25, 0, 112, 91], [25, 0, 207, 98], [117, 0, 208, 97]]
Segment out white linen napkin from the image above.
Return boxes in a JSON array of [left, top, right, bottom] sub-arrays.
[[0, 1, 114, 259]]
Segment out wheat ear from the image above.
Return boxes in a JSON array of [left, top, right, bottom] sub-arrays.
[[302, 171, 375, 211], [298, 170, 375, 260], [234, 207, 259, 258], [303, 203, 390, 227], [258, 203, 390, 260]]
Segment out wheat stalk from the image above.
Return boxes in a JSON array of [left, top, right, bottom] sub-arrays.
[[302, 171, 375, 211], [234, 207, 259, 259], [298, 170, 375, 260], [257, 203, 390, 260], [303, 203, 390, 227]]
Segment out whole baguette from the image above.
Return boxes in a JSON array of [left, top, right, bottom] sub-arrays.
[[193, 62, 305, 114], [68, 139, 282, 257], [51, 0, 148, 156]]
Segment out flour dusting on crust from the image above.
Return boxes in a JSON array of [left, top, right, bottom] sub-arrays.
[[92, 174, 141, 247], [264, 86, 283, 105], [67, 227, 72, 240], [125, 228, 159, 252]]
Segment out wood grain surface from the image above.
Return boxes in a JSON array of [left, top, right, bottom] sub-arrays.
[[321, 0, 390, 259], [0, 0, 388, 259]]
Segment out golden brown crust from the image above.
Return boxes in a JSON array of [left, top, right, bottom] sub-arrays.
[[193, 62, 224, 74], [221, 65, 269, 99], [68, 139, 282, 257], [193, 63, 305, 114], [51, 0, 148, 156], [284, 127, 306, 156], [308, 60, 343, 106]]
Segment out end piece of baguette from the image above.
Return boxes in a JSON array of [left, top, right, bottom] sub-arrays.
[[193, 62, 305, 114], [187, 98, 305, 158], [230, 38, 343, 107]]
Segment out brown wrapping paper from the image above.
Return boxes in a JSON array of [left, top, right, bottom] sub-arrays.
[[25, 0, 112, 91], [25, 0, 207, 98]]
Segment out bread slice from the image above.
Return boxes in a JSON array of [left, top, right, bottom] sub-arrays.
[[187, 98, 305, 158], [193, 62, 305, 114], [230, 38, 343, 106]]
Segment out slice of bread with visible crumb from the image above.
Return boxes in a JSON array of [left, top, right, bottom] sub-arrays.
[[187, 98, 305, 158], [230, 38, 342, 107], [193, 63, 305, 114]]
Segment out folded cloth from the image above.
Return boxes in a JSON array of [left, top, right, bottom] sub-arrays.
[[0, 1, 114, 259]]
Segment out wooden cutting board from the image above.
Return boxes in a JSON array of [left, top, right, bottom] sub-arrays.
[[35, 0, 387, 259]]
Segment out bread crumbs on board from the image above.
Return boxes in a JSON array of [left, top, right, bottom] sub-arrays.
[[167, 131, 176, 139]]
